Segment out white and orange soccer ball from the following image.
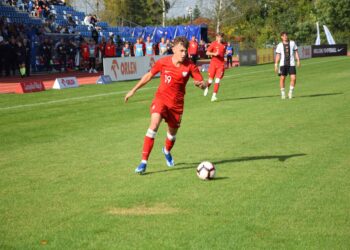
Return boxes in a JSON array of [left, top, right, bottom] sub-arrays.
[[196, 161, 216, 180]]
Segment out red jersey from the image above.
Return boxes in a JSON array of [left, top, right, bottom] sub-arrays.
[[81, 44, 89, 59], [105, 44, 116, 57], [188, 41, 198, 56], [207, 41, 226, 65], [150, 56, 203, 110]]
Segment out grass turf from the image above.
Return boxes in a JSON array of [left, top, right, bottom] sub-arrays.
[[0, 56, 349, 249]]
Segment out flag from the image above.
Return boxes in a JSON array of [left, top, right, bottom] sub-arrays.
[[323, 25, 336, 45], [315, 22, 321, 45]]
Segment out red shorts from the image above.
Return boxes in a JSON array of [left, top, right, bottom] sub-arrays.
[[208, 63, 225, 79], [150, 99, 183, 128]]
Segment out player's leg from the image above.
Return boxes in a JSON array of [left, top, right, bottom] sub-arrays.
[[162, 126, 178, 167], [136, 113, 162, 174], [211, 65, 224, 102], [279, 66, 287, 99], [288, 67, 297, 99], [162, 109, 182, 167], [204, 63, 215, 96]]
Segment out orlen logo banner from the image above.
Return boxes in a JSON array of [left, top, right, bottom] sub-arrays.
[[15, 81, 46, 94], [103, 55, 165, 82], [52, 77, 79, 89]]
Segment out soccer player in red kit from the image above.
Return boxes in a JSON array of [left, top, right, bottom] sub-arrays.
[[188, 35, 199, 64], [124, 36, 207, 174], [203, 33, 226, 102]]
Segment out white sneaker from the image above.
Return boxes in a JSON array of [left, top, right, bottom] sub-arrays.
[[93, 69, 98, 73], [281, 93, 286, 99], [204, 87, 209, 96], [89, 68, 93, 73], [211, 95, 218, 102], [288, 91, 293, 99]]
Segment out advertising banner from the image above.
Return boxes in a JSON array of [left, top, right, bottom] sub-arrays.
[[239, 49, 257, 66], [312, 44, 347, 57], [298, 46, 312, 59], [257, 48, 274, 64], [103, 55, 165, 82], [52, 77, 79, 89], [15, 81, 46, 94]]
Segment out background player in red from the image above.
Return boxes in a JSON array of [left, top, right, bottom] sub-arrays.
[[124, 36, 207, 174], [203, 33, 226, 102], [188, 35, 198, 64], [80, 40, 89, 71]]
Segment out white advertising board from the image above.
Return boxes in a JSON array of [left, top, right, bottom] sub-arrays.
[[52, 77, 79, 89], [103, 55, 165, 82]]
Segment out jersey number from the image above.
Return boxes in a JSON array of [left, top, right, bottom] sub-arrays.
[[165, 75, 172, 84]]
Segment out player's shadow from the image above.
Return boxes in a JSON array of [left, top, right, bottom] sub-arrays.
[[221, 94, 280, 102], [221, 92, 343, 102], [298, 92, 343, 98], [146, 153, 306, 175]]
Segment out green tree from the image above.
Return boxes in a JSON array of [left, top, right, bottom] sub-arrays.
[[193, 4, 201, 19]]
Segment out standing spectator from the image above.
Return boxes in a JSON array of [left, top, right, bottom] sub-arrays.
[[67, 39, 77, 70], [134, 37, 144, 57], [40, 38, 53, 72], [88, 39, 98, 73], [198, 39, 206, 59], [56, 38, 67, 72], [91, 27, 99, 44], [121, 42, 131, 57], [80, 39, 89, 71], [158, 37, 167, 55], [166, 38, 172, 54], [145, 36, 154, 56], [140, 37, 146, 55], [0, 36, 5, 77], [9, 37, 18, 76], [16, 41, 27, 77], [226, 41, 233, 68], [188, 35, 199, 64], [104, 38, 116, 57], [23, 38, 31, 76], [98, 36, 106, 69]]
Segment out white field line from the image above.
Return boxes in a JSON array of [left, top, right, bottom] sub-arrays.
[[0, 87, 157, 111], [0, 57, 348, 111]]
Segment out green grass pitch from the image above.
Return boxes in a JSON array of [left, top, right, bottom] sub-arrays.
[[1, 56, 349, 249]]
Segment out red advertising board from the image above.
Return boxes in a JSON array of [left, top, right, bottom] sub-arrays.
[[15, 81, 46, 94]]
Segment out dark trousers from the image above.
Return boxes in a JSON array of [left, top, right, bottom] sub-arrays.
[[227, 55, 232, 67], [89, 57, 96, 69]]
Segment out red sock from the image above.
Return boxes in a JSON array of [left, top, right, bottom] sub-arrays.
[[165, 137, 176, 152], [213, 83, 220, 93], [142, 136, 155, 161]]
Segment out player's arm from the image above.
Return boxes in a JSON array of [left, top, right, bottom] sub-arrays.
[[295, 50, 301, 67], [124, 72, 153, 102], [274, 53, 280, 73], [206, 44, 217, 57], [191, 64, 206, 89]]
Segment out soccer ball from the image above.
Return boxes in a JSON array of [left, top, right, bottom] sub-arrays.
[[196, 161, 216, 180]]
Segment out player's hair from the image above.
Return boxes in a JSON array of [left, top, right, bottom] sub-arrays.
[[172, 36, 189, 49], [216, 32, 224, 37], [280, 31, 288, 36]]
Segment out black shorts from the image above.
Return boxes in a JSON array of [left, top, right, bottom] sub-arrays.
[[279, 66, 296, 76]]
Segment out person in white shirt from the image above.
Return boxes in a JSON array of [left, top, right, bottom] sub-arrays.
[[275, 32, 300, 99]]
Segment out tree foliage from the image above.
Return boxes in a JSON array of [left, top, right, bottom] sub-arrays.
[[101, 0, 170, 26]]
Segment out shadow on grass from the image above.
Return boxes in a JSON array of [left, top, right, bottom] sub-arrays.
[[298, 92, 343, 98], [145, 153, 306, 175], [219, 92, 343, 102], [220, 95, 280, 102]]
